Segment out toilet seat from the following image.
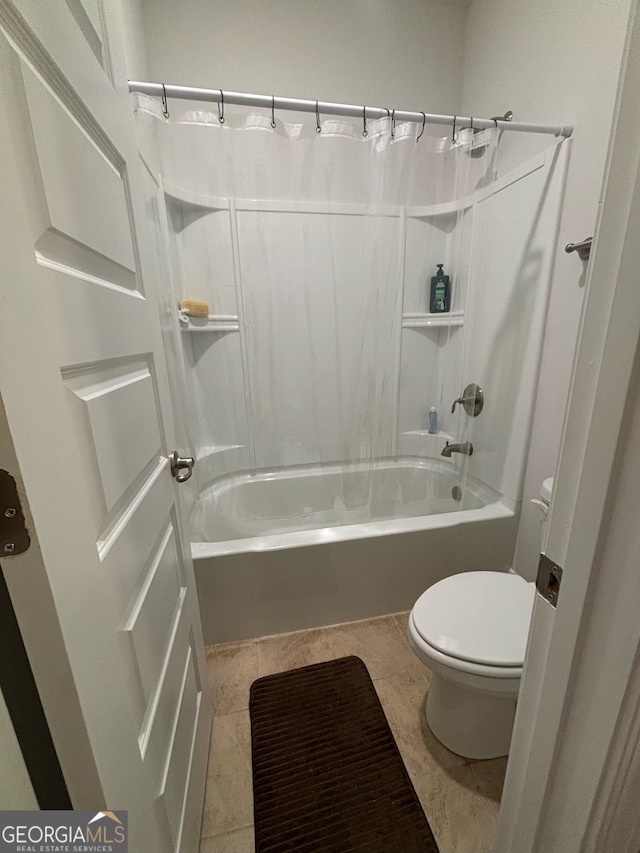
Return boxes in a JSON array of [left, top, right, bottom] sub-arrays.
[[408, 613, 523, 680], [412, 571, 535, 668]]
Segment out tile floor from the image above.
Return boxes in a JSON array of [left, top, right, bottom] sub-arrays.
[[199, 612, 507, 853]]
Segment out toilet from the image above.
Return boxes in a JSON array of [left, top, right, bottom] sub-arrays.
[[408, 478, 553, 760]]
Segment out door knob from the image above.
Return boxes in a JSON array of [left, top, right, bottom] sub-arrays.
[[565, 237, 592, 261], [170, 451, 195, 483]]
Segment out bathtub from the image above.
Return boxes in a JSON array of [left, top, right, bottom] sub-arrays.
[[191, 457, 518, 644]]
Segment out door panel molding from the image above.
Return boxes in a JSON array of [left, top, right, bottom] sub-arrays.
[[0, 0, 122, 171], [0, 2, 211, 848]]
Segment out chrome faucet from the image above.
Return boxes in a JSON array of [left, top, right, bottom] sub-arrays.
[[441, 441, 474, 457]]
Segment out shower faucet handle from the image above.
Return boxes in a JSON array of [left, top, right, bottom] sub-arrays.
[[451, 383, 484, 417]]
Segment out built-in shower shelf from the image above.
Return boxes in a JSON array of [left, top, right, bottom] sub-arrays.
[[402, 312, 464, 329], [164, 183, 230, 211], [407, 198, 473, 219], [196, 444, 245, 460], [179, 315, 240, 332], [163, 181, 407, 217]]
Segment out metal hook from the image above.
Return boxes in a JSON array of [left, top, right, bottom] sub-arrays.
[[362, 106, 368, 138], [452, 115, 457, 144], [218, 90, 225, 124], [271, 95, 276, 128], [315, 100, 321, 133], [391, 109, 396, 140], [416, 112, 426, 142], [161, 83, 169, 119]]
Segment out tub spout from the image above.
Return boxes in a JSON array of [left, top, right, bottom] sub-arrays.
[[441, 441, 474, 457]]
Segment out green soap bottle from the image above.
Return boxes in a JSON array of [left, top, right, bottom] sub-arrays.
[[430, 264, 451, 313]]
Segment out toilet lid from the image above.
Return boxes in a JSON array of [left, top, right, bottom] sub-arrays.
[[412, 572, 535, 667]]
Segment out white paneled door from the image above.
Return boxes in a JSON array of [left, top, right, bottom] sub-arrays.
[[0, 2, 211, 852]]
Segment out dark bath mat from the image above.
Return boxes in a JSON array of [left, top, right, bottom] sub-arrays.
[[249, 655, 439, 853]]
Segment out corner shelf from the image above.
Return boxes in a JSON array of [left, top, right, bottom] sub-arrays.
[[402, 312, 464, 329], [196, 444, 245, 460], [164, 183, 230, 211], [179, 314, 240, 332], [406, 198, 473, 219]]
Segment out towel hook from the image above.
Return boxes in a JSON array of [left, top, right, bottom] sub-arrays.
[[218, 90, 225, 124], [271, 95, 276, 128], [391, 109, 396, 140], [315, 100, 321, 133], [416, 112, 426, 142], [161, 83, 169, 119], [362, 106, 368, 138]]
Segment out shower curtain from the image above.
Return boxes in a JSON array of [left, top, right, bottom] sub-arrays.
[[134, 97, 498, 539]]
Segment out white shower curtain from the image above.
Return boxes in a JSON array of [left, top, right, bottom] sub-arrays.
[[134, 96, 498, 539]]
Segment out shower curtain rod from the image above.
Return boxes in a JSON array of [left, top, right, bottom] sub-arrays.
[[128, 81, 573, 138]]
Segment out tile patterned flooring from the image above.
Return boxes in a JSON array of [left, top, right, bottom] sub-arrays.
[[199, 612, 507, 853]]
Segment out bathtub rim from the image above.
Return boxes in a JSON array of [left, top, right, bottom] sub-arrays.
[[196, 453, 463, 494], [191, 495, 518, 559]]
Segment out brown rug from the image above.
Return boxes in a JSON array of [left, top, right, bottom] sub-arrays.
[[249, 656, 439, 853]]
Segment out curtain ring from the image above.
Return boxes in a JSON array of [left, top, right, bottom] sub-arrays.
[[416, 112, 426, 142], [271, 95, 276, 128], [218, 90, 225, 124], [379, 107, 390, 135], [391, 109, 396, 140], [161, 83, 169, 119], [362, 106, 368, 138], [493, 118, 499, 129], [452, 115, 457, 144], [315, 100, 321, 133], [470, 117, 474, 131]]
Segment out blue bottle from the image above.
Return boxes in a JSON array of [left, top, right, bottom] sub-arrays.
[[428, 407, 438, 434], [430, 264, 451, 313]]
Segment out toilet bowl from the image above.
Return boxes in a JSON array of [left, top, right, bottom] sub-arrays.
[[408, 571, 535, 760]]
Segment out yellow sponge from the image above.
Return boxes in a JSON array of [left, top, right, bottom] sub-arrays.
[[179, 299, 209, 318]]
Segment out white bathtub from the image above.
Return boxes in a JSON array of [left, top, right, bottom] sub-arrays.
[[191, 457, 518, 644]]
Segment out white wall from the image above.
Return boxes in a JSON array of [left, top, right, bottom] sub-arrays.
[[461, 0, 632, 579], [115, 0, 149, 80], [140, 0, 467, 114]]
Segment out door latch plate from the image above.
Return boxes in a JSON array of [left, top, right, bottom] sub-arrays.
[[536, 553, 563, 608]]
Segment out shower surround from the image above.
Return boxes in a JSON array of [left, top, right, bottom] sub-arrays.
[[135, 99, 568, 642]]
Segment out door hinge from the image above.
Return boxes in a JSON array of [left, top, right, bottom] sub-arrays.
[[536, 553, 563, 608], [0, 470, 30, 557]]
